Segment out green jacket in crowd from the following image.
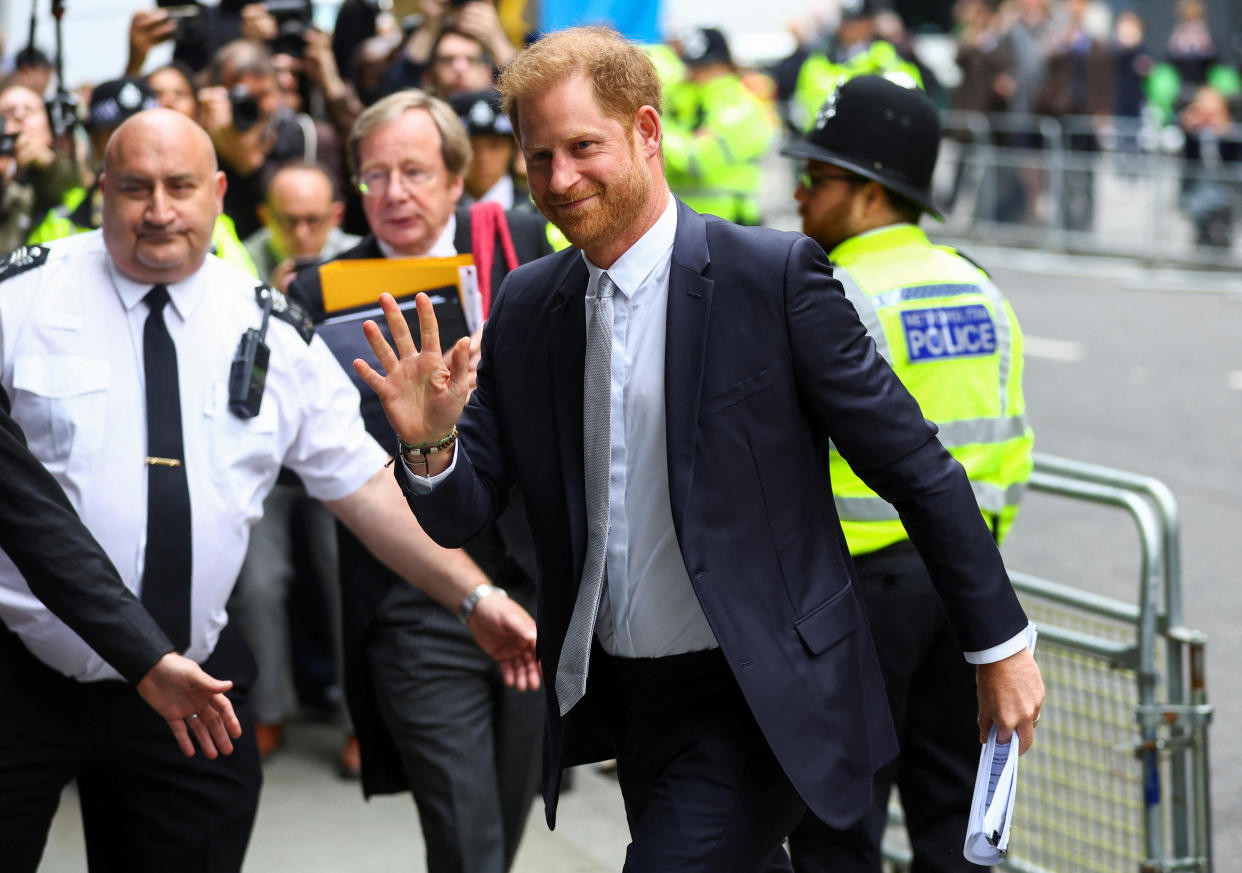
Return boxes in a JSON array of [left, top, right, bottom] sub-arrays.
[[663, 73, 777, 226]]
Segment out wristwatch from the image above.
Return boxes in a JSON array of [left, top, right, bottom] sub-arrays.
[[458, 583, 508, 624]]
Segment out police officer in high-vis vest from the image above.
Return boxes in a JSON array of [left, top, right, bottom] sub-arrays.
[[782, 75, 1033, 873], [791, 0, 922, 132], [662, 27, 777, 226]]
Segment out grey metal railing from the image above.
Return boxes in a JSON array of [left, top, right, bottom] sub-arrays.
[[881, 454, 1213, 873]]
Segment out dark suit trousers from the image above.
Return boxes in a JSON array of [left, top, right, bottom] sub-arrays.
[[587, 646, 806, 873], [0, 622, 261, 873], [788, 542, 985, 873], [367, 590, 544, 873]]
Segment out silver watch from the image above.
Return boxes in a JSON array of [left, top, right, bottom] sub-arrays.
[[458, 583, 508, 624]]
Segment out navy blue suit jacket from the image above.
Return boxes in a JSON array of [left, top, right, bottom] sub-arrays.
[[403, 200, 1028, 828]]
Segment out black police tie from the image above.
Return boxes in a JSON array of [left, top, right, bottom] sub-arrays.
[[140, 284, 192, 651]]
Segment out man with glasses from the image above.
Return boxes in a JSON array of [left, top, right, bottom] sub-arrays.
[[246, 160, 359, 292], [782, 75, 1033, 873], [288, 89, 551, 873]]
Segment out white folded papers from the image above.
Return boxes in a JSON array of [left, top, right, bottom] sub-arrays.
[[963, 624, 1038, 865]]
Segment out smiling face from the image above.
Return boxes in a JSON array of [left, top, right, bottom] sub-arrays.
[[517, 73, 663, 267], [357, 107, 463, 256], [101, 109, 225, 284]]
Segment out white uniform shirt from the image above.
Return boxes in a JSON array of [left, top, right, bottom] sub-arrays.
[[0, 231, 386, 681]]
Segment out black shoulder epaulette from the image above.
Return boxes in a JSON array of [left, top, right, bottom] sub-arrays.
[[255, 284, 315, 344], [940, 245, 992, 278], [0, 245, 49, 283]]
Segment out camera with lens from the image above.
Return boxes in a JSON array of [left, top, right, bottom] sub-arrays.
[[264, 0, 312, 58], [164, 4, 205, 44], [229, 86, 262, 133], [0, 132, 17, 157]]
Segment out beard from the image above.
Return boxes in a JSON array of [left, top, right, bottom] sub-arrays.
[[535, 145, 652, 252]]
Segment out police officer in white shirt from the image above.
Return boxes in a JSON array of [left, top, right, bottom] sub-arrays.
[[0, 108, 539, 873]]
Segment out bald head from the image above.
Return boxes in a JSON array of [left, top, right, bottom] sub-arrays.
[[105, 108, 218, 176], [101, 108, 227, 285]]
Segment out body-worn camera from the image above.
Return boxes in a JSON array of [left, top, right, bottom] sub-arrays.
[[229, 86, 261, 132]]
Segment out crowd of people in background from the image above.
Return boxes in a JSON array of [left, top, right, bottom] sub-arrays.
[[0, 0, 1239, 256]]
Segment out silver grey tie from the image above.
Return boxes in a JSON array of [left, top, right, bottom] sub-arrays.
[[555, 271, 615, 715]]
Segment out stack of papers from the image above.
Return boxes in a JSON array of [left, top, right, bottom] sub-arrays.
[[963, 625, 1039, 865]]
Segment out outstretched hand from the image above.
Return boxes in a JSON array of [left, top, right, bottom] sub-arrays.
[[976, 647, 1045, 755], [355, 293, 473, 447], [136, 653, 243, 758], [468, 592, 542, 691]]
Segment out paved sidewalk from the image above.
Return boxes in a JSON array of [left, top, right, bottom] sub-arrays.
[[39, 719, 631, 872]]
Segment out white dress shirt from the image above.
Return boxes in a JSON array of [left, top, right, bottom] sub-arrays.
[[0, 231, 386, 681]]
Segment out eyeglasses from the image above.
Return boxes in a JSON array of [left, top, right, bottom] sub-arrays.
[[798, 170, 865, 193], [357, 165, 438, 198], [271, 210, 333, 232], [433, 52, 488, 68]]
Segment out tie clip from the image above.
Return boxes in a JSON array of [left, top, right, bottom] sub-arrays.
[[146, 457, 182, 467]]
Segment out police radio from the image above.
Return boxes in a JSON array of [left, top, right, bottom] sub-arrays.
[[228, 289, 274, 418]]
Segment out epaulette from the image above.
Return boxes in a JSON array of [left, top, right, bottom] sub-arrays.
[[937, 244, 992, 278], [0, 245, 50, 283], [255, 284, 315, 344]]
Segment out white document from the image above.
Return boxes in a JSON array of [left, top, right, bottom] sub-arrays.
[[963, 624, 1039, 866]]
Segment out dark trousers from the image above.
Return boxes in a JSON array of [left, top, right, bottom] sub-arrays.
[[0, 622, 261, 873], [788, 542, 984, 873], [589, 646, 806, 873], [367, 594, 544, 873]]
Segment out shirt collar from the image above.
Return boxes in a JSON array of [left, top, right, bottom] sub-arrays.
[[107, 254, 210, 322], [376, 213, 458, 260], [479, 175, 516, 210], [581, 192, 676, 297]]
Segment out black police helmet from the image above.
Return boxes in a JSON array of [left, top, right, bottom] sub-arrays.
[[780, 74, 942, 220], [677, 27, 732, 68], [448, 88, 513, 138]]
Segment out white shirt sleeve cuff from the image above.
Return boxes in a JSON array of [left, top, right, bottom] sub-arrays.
[[963, 623, 1036, 665], [399, 446, 459, 493]]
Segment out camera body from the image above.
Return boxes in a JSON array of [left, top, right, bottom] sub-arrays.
[[164, 4, 205, 44], [0, 132, 17, 157], [229, 86, 262, 133]]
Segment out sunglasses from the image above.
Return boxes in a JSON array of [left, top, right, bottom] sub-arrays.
[[798, 170, 866, 193]]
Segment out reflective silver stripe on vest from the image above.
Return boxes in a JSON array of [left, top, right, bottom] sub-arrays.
[[977, 276, 1013, 414], [834, 480, 1027, 523], [936, 414, 1029, 447], [835, 267, 891, 361]]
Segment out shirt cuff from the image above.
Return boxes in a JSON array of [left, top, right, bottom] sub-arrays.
[[963, 623, 1036, 665], [399, 445, 459, 493]]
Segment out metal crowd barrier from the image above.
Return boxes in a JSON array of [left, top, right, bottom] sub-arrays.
[[881, 454, 1213, 873], [933, 110, 1242, 269]]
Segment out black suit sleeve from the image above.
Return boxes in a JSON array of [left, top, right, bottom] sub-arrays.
[[0, 386, 172, 683]]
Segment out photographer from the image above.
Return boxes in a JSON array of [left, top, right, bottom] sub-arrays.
[[198, 39, 341, 239], [0, 84, 78, 253]]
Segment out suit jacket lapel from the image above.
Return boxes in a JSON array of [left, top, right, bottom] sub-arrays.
[[664, 201, 714, 531], [548, 254, 590, 570]]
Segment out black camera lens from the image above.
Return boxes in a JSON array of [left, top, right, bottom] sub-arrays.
[[229, 86, 261, 133], [272, 20, 307, 58]]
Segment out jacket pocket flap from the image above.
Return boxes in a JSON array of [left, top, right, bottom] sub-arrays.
[[700, 367, 774, 418], [13, 354, 111, 398], [794, 585, 860, 655]]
